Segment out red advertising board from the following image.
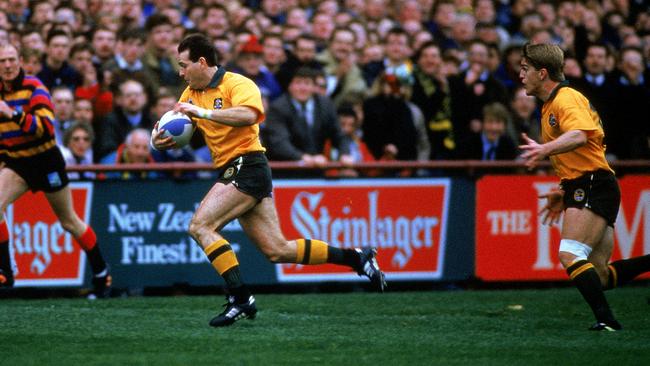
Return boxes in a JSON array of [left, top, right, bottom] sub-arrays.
[[273, 179, 450, 282], [7, 183, 92, 287], [476, 175, 650, 281]]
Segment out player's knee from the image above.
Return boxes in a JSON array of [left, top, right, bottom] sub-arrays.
[[187, 219, 205, 241], [558, 239, 593, 268]]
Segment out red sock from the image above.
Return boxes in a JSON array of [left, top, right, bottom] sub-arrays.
[[0, 221, 8, 243], [76, 226, 97, 251], [0, 221, 12, 273], [0, 220, 9, 243]]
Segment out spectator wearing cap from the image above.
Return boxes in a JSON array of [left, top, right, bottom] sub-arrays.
[[263, 67, 353, 177], [232, 35, 282, 102]]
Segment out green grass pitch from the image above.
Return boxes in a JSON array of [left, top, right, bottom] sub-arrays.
[[1, 287, 649, 365]]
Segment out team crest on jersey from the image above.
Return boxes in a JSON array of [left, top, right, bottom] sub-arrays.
[[573, 188, 585, 202], [214, 98, 223, 109], [223, 167, 235, 179], [548, 113, 557, 127]]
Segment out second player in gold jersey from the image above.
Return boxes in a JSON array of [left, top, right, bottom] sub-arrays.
[[518, 42, 650, 332]]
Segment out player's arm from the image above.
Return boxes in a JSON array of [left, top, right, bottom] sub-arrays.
[[175, 103, 257, 127], [519, 130, 587, 169], [0, 89, 55, 138]]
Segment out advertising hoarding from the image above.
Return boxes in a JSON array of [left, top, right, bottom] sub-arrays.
[[274, 179, 452, 282], [8, 183, 92, 287], [476, 175, 650, 281]]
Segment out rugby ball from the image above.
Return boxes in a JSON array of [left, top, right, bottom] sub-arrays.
[[157, 110, 195, 148]]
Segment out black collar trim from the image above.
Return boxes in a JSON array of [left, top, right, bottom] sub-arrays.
[[207, 66, 226, 89], [546, 80, 570, 102]]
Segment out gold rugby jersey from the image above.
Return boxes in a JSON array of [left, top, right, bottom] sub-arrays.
[[541, 82, 614, 180], [179, 68, 265, 168]]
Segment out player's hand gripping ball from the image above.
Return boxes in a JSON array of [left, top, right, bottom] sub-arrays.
[[157, 110, 195, 148]]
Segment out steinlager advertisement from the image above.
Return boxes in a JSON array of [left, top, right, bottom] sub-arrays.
[[274, 179, 452, 282], [8, 183, 92, 287]]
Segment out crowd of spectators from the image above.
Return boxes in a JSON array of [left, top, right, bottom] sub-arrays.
[[2, 0, 649, 179]]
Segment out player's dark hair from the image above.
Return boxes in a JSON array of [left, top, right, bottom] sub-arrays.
[[178, 34, 219, 66]]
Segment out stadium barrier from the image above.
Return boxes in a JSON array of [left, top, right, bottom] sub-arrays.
[[7, 160, 650, 289]]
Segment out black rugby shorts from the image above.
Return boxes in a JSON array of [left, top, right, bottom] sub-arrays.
[[216, 151, 273, 201], [561, 170, 620, 227], [4, 147, 69, 193]]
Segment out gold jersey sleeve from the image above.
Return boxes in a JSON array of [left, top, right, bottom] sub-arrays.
[[179, 71, 266, 167], [541, 87, 613, 180]]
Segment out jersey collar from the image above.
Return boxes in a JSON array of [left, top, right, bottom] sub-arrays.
[[546, 80, 570, 103], [206, 66, 226, 89]]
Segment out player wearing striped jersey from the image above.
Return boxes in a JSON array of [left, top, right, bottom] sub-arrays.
[[518, 42, 650, 331], [0, 43, 111, 298], [151, 34, 385, 328]]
